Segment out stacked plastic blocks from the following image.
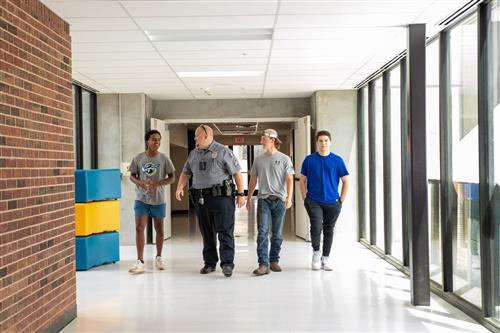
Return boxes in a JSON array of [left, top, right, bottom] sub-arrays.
[[74, 169, 121, 270]]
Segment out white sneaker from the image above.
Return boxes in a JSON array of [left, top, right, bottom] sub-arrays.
[[321, 256, 333, 271], [312, 251, 321, 270], [155, 256, 165, 270], [129, 260, 145, 274]]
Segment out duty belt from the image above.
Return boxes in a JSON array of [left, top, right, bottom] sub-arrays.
[[189, 179, 234, 205]]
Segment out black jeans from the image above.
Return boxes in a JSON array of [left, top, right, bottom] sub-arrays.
[[304, 197, 342, 257], [194, 196, 235, 268]]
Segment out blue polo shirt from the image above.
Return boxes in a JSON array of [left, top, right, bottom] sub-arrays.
[[301, 152, 349, 204]]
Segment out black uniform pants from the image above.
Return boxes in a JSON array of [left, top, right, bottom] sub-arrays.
[[194, 195, 235, 268]]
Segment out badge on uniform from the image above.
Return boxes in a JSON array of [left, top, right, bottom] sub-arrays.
[[211, 152, 218, 159], [199, 161, 207, 170]]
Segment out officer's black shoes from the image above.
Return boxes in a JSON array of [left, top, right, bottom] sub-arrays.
[[200, 265, 216, 274], [222, 265, 233, 277]]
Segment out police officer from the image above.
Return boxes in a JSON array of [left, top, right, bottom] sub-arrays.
[[175, 124, 246, 277]]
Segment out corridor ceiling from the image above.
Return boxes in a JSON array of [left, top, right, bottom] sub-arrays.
[[41, 0, 469, 100]]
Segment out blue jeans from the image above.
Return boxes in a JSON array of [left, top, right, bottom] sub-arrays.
[[256, 198, 286, 266]]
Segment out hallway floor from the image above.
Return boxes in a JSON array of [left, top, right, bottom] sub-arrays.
[[62, 207, 489, 332]]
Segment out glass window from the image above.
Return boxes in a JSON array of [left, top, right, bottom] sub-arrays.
[[426, 40, 442, 285], [233, 145, 248, 190], [389, 66, 403, 261], [450, 14, 481, 307], [363, 86, 370, 242], [492, 0, 500, 323], [375, 78, 385, 249], [72, 84, 97, 169], [72, 87, 78, 165], [82, 90, 92, 170]]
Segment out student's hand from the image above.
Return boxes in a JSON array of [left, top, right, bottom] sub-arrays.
[[138, 180, 150, 191], [285, 197, 293, 209], [236, 195, 246, 208], [175, 189, 184, 201], [246, 199, 252, 210]]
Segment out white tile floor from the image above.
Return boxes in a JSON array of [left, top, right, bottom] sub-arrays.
[[62, 209, 490, 332]]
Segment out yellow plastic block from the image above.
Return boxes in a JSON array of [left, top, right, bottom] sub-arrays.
[[75, 200, 120, 236]]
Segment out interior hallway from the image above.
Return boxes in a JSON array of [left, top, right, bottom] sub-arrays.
[[62, 203, 489, 332]]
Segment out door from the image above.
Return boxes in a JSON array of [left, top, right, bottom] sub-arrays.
[[294, 116, 311, 241], [151, 118, 172, 240]]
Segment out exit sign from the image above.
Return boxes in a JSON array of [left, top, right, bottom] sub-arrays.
[[234, 136, 245, 144]]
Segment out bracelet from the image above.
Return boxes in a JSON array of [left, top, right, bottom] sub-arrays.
[[236, 192, 245, 197]]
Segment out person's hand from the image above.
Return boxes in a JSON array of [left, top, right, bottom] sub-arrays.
[[236, 195, 246, 208], [138, 180, 150, 191], [175, 188, 184, 201], [246, 198, 252, 210], [285, 196, 293, 209]]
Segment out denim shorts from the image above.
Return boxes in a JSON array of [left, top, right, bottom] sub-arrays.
[[134, 200, 166, 218]]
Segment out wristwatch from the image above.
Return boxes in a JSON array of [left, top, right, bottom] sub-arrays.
[[236, 192, 245, 197]]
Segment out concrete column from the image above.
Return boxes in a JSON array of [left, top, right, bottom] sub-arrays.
[[97, 93, 147, 245], [312, 90, 358, 241]]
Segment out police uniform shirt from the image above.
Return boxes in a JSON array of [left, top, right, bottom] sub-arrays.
[[182, 141, 241, 189]]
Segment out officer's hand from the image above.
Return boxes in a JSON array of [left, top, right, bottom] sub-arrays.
[[285, 197, 293, 209], [246, 199, 252, 210], [236, 195, 246, 208], [175, 189, 184, 201]]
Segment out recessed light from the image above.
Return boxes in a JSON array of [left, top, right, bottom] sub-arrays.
[[145, 29, 273, 42]]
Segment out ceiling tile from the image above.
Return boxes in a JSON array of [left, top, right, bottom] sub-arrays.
[[73, 52, 162, 61], [276, 13, 419, 28], [279, 1, 434, 15], [154, 40, 271, 51], [72, 42, 155, 53], [136, 16, 275, 30], [42, 1, 128, 17], [122, 1, 278, 16], [66, 18, 137, 31], [71, 31, 149, 43]]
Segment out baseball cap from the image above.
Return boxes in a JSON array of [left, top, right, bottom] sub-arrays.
[[263, 129, 282, 144]]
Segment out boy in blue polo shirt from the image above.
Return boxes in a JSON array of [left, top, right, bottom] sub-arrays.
[[299, 130, 349, 271]]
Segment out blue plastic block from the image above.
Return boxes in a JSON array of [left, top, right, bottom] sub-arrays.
[[75, 232, 120, 271], [75, 169, 121, 202]]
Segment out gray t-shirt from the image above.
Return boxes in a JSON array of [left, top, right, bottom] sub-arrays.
[[129, 152, 175, 205], [182, 141, 241, 189], [250, 151, 294, 201]]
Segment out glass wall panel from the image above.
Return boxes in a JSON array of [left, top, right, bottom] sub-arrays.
[[82, 90, 92, 169], [363, 86, 370, 242], [426, 40, 442, 284], [450, 14, 482, 307], [389, 66, 402, 261], [492, 0, 500, 323], [375, 78, 385, 249], [72, 86, 78, 166]]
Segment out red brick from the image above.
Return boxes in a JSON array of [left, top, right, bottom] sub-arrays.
[[0, 1, 75, 332]]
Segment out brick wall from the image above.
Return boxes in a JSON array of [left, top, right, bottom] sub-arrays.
[[0, 0, 76, 332]]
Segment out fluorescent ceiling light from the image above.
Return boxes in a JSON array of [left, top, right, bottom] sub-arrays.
[[145, 29, 273, 42], [177, 71, 264, 78]]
